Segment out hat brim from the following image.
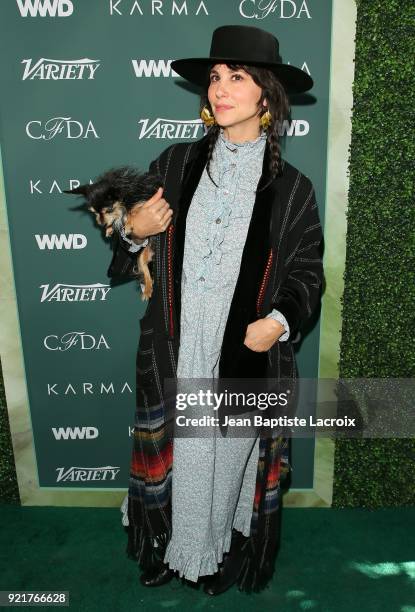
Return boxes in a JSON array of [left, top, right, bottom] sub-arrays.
[[170, 57, 313, 94]]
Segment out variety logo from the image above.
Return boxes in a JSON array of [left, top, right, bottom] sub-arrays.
[[52, 426, 99, 440], [29, 179, 91, 194], [47, 381, 133, 395], [44, 332, 110, 351], [138, 118, 205, 139], [39, 283, 110, 302], [132, 59, 179, 78], [22, 58, 100, 80], [26, 117, 99, 140], [56, 466, 120, 482], [109, 0, 208, 16], [16, 0, 74, 17], [35, 234, 87, 250], [238, 0, 311, 20]]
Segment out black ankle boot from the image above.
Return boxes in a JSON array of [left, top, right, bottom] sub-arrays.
[[139, 561, 176, 587], [203, 530, 248, 596]]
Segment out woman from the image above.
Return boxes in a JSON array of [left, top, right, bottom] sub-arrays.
[[111, 25, 324, 595]]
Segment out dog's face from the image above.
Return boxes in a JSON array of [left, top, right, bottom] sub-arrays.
[[89, 200, 145, 237], [89, 201, 126, 236], [64, 182, 128, 236], [64, 166, 163, 238]]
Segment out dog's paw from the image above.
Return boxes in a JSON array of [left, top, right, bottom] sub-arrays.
[[105, 226, 114, 237]]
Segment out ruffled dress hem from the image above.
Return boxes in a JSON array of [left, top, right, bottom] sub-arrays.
[[162, 504, 253, 582]]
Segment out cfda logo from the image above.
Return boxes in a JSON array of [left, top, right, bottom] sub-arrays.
[[26, 117, 99, 140], [44, 332, 110, 351], [16, 0, 74, 17], [239, 0, 311, 20]]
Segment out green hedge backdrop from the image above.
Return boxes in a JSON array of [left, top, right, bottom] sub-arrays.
[[332, 0, 414, 508]]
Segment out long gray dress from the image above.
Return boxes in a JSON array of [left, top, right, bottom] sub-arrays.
[[160, 129, 289, 582]]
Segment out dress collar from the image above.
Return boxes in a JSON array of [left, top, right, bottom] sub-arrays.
[[219, 127, 266, 148], [216, 128, 267, 164]]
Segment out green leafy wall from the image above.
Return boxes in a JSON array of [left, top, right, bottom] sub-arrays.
[[0, 362, 20, 504], [332, 0, 415, 508]]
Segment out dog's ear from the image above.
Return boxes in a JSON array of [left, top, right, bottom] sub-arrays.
[[63, 184, 91, 196]]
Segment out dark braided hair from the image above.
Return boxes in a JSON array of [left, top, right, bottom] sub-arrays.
[[200, 63, 291, 192]]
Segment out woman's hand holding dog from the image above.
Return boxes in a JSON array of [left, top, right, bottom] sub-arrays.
[[126, 187, 173, 240], [244, 318, 286, 352]]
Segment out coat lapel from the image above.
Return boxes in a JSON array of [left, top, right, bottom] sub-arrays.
[[172, 134, 278, 378], [219, 141, 278, 378], [172, 135, 210, 336]]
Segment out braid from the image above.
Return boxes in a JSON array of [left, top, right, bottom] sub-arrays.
[[257, 130, 281, 192], [258, 74, 289, 191]]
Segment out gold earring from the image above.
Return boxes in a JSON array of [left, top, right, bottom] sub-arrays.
[[260, 109, 272, 130], [200, 106, 216, 126]]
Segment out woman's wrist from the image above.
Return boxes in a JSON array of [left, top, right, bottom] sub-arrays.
[[266, 310, 290, 342], [267, 318, 285, 339], [119, 224, 148, 251], [125, 223, 147, 242], [130, 233, 147, 243]]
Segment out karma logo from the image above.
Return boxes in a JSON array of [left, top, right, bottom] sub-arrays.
[[238, 0, 311, 19], [47, 381, 133, 395], [35, 234, 87, 250], [22, 58, 100, 80], [16, 0, 73, 17], [138, 118, 205, 139], [109, 0, 208, 16], [26, 117, 99, 140], [39, 283, 111, 302], [132, 59, 179, 78], [29, 178, 92, 194]]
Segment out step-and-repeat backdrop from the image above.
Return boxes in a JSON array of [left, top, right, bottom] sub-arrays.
[[0, 0, 333, 499]]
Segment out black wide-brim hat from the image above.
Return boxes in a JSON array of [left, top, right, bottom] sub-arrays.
[[171, 25, 313, 94]]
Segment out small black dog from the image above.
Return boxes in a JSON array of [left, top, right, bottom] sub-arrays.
[[64, 166, 163, 299]]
